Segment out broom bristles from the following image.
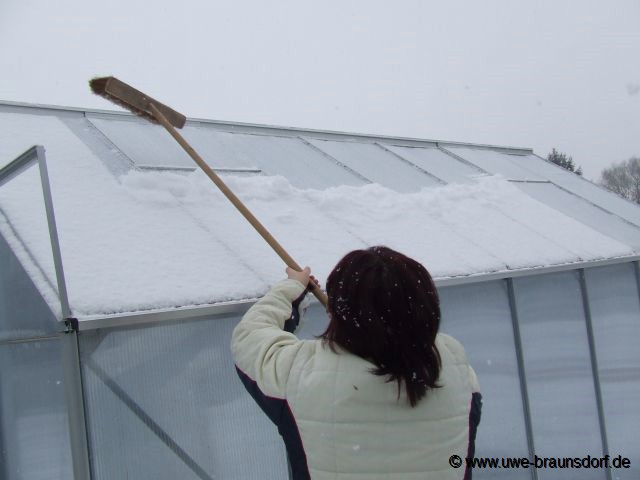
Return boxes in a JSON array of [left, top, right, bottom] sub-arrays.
[[89, 76, 186, 128]]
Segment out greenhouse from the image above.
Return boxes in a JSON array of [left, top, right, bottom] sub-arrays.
[[0, 100, 639, 480]]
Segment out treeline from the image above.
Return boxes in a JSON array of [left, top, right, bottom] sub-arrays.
[[547, 149, 639, 204]]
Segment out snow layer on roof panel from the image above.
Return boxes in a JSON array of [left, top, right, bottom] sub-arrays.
[[509, 154, 640, 228], [515, 182, 640, 249], [444, 146, 545, 181], [0, 112, 266, 316], [304, 138, 441, 192], [182, 127, 366, 189], [383, 144, 485, 184], [0, 111, 637, 318], [87, 116, 194, 169]]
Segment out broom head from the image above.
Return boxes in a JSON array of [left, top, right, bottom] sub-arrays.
[[89, 76, 186, 129]]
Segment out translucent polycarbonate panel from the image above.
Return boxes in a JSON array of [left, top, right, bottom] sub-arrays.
[[443, 147, 546, 181], [513, 271, 604, 479], [585, 263, 640, 478], [384, 144, 485, 184], [183, 127, 366, 189], [439, 281, 530, 479], [87, 116, 195, 169], [0, 339, 72, 480], [296, 301, 330, 339], [516, 182, 640, 249], [509, 154, 640, 228], [0, 233, 58, 340], [79, 313, 289, 480], [0, 161, 62, 326], [58, 115, 134, 177], [304, 138, 441, 191]]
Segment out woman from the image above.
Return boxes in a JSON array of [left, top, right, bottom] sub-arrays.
[[231, 246, 481, 480]]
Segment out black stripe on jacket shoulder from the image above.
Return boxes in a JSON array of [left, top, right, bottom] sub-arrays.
[[283, 288, 309, 333], [464, 392, 483, 480], [235, 366, 310, 480]]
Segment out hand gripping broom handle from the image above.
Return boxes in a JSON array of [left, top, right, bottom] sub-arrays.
[[148, 104, 328, 307]]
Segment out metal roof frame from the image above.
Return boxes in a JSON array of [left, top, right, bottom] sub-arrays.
[[0, 100, 534, 155]]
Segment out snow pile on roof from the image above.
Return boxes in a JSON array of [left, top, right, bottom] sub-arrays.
[[0, 112, 636, 318]]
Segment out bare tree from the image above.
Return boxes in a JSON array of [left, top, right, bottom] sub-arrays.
[[600, 157, 640, 204]]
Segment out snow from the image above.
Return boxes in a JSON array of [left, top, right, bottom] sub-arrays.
[[0, 112, 636, 318]]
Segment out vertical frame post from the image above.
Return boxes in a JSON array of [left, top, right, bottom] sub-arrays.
[[36, 145, 71, 319], [62, 324, 92, 480], [506, 278, 537, 480], [578, 269, 612, 480], [34, 146, 91, 479]]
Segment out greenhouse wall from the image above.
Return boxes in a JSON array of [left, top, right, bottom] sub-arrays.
[[0, 233, 73, 480], [50, 263, 640, 480]]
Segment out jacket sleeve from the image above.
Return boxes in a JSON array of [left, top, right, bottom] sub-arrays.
[[231, 279, 308, 399]]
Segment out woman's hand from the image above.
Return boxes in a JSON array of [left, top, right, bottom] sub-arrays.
[[286, 266, 320, 291]]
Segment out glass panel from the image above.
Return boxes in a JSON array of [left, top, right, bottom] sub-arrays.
[[516, 182, 640, 249], [88, 116, 367, 189], [585, 263, 640, 479], [87, 116, 195, 169], [440, 281, 530, 479], [0, 158, 61, 327], [79, 314, 289, 480], [305, 138, 441, 192], [443, 147, 546, 181], [184, 128, 366, 189], [384, 144, 485, 184], [508, 154, 640, 228], [0, 339, 72, 480], [0, 233, 58, 339], [514, 271, 604, 480]]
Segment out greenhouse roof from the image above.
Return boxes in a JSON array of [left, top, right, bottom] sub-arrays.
[[1, 101, 639, 320]]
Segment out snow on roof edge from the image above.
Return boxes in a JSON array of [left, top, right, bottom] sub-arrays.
[[74, 254, 640, 327]]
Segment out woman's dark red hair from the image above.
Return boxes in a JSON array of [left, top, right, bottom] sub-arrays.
[[320, 246, 441, 407]]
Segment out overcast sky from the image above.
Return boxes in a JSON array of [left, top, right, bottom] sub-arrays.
[[1, 0, 639, 180]]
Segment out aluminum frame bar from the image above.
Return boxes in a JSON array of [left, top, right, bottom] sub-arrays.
[[62, 329, 92, 480], [35, 145, 72, 319], [506, 278, 537, 480], [0, 101, 534, 154], [578, 269, 612, 480], [0, 145, 41, 187]]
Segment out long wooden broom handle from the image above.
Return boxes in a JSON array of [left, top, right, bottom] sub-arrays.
[[148, 103, 329, 307]]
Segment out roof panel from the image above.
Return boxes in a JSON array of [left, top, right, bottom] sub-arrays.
[[443, 146, 546, 181], [509, 154, 640, 228], [88, 115, 193, 169], [183, 127, 366, 189], [383, 144, 484, 184], [515, 182, 640, 249], [305, 138, 441, 191]]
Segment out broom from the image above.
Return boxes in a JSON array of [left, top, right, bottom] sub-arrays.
[[90, 76, 328, 307]]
